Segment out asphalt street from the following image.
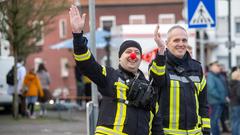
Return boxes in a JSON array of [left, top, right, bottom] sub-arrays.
[[0, 109, 87, 135], [0, 108, 232, 135]]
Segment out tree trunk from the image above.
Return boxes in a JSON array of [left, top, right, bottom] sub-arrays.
[[13, 45, 19, 119]]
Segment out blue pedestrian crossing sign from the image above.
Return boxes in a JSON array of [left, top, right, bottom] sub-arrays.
[[188, 0, 216, 28]]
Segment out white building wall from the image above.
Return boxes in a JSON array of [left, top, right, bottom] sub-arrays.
[[212, 0, 240, 69], [231, 0, 240, 66]]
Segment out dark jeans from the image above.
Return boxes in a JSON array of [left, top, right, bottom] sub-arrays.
[[231, 106, 240, 135], [210, 104, 224, 135], [220, 103, 229, 132], [12, 94, 26, 117]]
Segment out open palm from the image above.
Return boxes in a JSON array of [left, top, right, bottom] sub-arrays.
[[154, 25, 165, 49], [154, 25, 166, 54], [69, 5, 86, 33]]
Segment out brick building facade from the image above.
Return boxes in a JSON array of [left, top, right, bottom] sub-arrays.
[[26, 0, 184, 99]]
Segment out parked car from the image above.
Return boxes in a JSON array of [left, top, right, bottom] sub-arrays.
[[0, 56, 14, 111]]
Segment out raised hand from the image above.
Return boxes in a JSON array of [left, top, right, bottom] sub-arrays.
[[154, 25, 166, 55], [69, 5, 86, 33]]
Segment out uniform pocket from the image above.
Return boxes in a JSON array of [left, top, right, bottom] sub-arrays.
[[98, 98, 128, 126]]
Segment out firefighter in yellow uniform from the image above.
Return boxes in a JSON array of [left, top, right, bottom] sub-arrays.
[[150, 25, 211, 135], [69, 5, 165, 135]]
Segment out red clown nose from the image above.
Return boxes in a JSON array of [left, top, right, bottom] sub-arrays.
[[130, 52, 137, 60]]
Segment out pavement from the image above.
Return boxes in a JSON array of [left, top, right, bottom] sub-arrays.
[[0, 108, 232, 135], [0, 108, 87, 135]]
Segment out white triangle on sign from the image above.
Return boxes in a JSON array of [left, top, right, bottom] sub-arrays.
[[190, 1, 214, 25]]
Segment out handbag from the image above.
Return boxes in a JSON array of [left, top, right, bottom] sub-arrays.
[[38, 89, 52, 102], [22, 85, 28, 94]]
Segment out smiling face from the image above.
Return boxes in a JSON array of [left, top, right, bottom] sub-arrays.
[[119, 47, 141, 74], [166, 27, 188, 59]]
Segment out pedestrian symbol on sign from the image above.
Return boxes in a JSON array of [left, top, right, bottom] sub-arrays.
[[190, 1, 214, 26]]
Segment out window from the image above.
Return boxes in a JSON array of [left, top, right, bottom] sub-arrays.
[[237, 56, 240, 66], [235, 17, 240, 36], [158, 14, 175, 24], [0, 39, 10, 56], [59, 19, 67, 39], [60, 58, 69, 78], [34, 57, 43, 72], [99, 16, 116, 31], [216, 16, 228, 37], [129, 15, 146, 24], [33, 20, 44, 46]]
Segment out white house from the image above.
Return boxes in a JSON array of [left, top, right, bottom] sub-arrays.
[[211, 0, 240, 69]]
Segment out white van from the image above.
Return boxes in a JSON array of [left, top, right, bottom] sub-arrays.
[[0, 56, 14, 111]]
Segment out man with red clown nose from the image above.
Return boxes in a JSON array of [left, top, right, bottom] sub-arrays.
[[118, 40, 142, 75], [69, 5, 165, 135]]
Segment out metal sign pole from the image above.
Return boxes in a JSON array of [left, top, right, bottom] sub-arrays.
[[227, 0, 232, 70], [199, 30, 205, 72], [88, 0, 98, 134]]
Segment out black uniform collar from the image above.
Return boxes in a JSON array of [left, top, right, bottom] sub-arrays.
[[118, 65, 136, 78], [165, 49, 195, 75], [166, 49, 191, 68], [118, 65, 146, 81]]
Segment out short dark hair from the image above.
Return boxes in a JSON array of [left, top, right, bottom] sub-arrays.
[[17, 57, 24, 63], [167, 25, 187, 41]]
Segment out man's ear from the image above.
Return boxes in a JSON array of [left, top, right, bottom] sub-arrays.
[[165, 40, 168, 48]]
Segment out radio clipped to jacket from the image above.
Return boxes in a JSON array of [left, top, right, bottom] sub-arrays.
[[127, 78, 157, 111]]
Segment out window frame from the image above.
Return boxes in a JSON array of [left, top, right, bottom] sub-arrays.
[[235, 16, 240, 36], [99, 16, 116, 31], [158, 13, 175, 24], [59, 19, 67, 39], [32, 20, 44, 46], [129, 14, 146, 24]]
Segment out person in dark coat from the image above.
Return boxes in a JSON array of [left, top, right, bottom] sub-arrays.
[[37, 63, 52, 116], [229, 67, 240, 135]]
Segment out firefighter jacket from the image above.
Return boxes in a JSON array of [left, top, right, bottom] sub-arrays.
[[150, 50, 211, 135], [73, 33, 163, 135]]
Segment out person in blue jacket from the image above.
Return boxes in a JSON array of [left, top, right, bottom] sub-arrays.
[[207, 61, 229, 135]]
